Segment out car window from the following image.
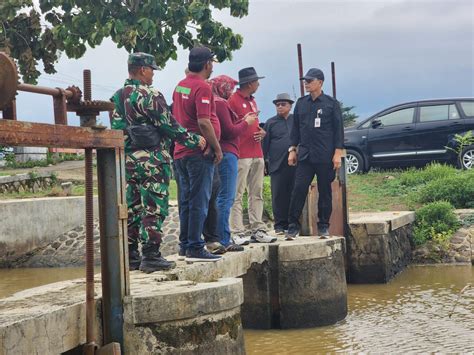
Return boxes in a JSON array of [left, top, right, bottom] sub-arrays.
[[377, 108, 414, 127], [360, 120, 371, 129], [419, 104, 459, 122], [460, 102, 474, 117]]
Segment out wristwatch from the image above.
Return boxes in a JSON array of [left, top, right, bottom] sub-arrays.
[[288, 146, 297, 153]]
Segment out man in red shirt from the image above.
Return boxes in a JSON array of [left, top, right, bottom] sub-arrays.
[[228, 67, 277, 243], [172, 47, 223, 261]]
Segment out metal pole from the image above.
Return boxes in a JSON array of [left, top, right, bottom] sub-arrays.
[[331, 61, 349, 237], [97, 147, 128, 350], [17, 83, 74, 98], [84, 147, 97, 354], [297, 44, 304, 97]]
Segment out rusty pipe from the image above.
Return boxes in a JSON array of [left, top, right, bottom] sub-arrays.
[[331, 62, 337, 99], [297, 44, 304, 97], [17, 83, 74, 98], [85, 148, 96, 347]]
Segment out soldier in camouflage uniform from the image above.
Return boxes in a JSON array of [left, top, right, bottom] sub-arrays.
[[111, 52, 203, 273]]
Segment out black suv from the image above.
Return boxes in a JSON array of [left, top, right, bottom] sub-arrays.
[[344, 98, 474, 174]]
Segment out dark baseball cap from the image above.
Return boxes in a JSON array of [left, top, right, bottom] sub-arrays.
[[189, 46, 217, 64], [300, 68, 325, 81], [127, 52, 159, 70]]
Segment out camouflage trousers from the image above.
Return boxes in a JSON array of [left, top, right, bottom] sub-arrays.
[[125, 151, 171, 247]]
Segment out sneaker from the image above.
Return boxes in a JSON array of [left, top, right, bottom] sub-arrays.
[[128, 244, 141, 271], [285, 224, 299, 241], [251, 230, 277, 243], [206, 242, 227, 255], [140, 244, 176, 273], [186, 248, 222, 262], [178, 247, 186, 261], [226, 243, 244, 252], [233, 235, 250, 246], [274, 228, 285, 235], [319, 227, 330, 239]]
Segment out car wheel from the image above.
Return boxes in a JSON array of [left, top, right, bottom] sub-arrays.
[[459, 145, 474, 170], [345, 150, 364, 174]]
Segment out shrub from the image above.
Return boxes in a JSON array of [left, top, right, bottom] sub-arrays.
[[399, 163, 456, 187], [412, 201, 459, 245], [415, 170, 474, 208]]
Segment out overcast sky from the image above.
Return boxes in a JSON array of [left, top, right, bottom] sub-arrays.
[[11, 0, 474, 126]]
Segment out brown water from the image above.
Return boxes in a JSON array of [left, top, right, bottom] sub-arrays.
[[0, 267, 88, 299], [245, 265, 474, 354], [1, 266, 473, 353]]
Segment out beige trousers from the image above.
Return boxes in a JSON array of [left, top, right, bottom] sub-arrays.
[[230, 157, 267, 233]]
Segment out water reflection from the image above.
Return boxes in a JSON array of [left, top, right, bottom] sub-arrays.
[[245, 265, 474, 354]]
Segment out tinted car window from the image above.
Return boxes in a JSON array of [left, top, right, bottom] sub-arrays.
[[460, 102, 474, 117], [419, 104, 459, 122], [377, 108, 414, 127]]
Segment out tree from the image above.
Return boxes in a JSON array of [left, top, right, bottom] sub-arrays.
[[0, 0, 249, 84], [340, 102, 358, 128]]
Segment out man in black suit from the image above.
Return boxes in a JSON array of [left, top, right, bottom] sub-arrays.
[[286, 68, 343, 240], [262, 93, 296, 235]]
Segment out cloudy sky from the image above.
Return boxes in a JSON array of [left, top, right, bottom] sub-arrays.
[[11, 0, 474, 126]]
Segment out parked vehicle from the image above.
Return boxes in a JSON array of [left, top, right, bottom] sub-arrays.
[[343, 98, 474, 174]]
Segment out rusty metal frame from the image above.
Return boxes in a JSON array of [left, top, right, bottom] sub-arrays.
[[0, 53, 128, 352]]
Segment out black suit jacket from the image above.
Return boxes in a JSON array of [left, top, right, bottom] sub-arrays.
[[262, 114, 294, 174]]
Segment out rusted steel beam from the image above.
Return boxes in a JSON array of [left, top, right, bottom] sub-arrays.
[[297, 44, 304, 97], [0, 120, 123, 148], [17, 83, 74, 99], [53, 91, 68, 125]]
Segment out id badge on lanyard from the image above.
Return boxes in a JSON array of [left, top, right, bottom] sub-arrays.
[[314, 108, 322, 128]]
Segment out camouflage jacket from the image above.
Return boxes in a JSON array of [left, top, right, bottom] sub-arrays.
[[111, 79, 200, 163]]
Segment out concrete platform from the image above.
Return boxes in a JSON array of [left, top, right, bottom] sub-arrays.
[[0, 236, 347, 354]]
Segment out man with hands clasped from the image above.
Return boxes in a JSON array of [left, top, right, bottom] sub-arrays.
[[286, 68, 343, 240]]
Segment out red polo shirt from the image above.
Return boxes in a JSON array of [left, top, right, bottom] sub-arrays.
[[172, 73, 221, 159], [228, 89, 263, 159]]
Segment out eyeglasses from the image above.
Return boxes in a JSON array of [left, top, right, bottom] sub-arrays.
[[275, 102, 288, 107]]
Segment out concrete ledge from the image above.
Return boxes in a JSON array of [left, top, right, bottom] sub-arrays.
[[278, 237, 344, 262], [126, 278, 243, 324], [348, 211, 414, 283]]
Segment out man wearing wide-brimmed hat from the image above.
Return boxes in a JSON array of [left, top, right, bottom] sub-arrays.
[[228, 67, 277, 244], [262, 93, 296, 235]]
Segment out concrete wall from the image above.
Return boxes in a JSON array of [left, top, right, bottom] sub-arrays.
[[0, 196, 98, 267], [348, 211, 415, 283]]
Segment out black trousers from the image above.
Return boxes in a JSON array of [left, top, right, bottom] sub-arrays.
[[202, 168, 221, 243], [288, 160, 336, 229], [270, 164, 296, 230]]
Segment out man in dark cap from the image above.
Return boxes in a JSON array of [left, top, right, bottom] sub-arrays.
[[111, 52, 204, 273], [228, 67, 277, 244], [286, 68, 343, 240], [262, 93, 296, 235], [172, 46, 224, 261]]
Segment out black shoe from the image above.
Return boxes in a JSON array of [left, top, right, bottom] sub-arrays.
[[139, 244, 176, 273], [186, 247, 222, 262], [319, 227, 330, 239], [226, 243, 244, 252], [178, 247, 186, 261], [285, 224, 299, 241], [128, 245, 141, 271], [274, 228, 285, 235], [206, 241, 227, 255]]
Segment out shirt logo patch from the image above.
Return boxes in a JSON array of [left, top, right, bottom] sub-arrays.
[[201, 97, 210, 104], [243, 103, 247, 108]]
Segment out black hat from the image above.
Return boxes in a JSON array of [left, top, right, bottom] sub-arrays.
[[238, 67, 265, 85], [272, 93, 294, 105], [189, 46, 217, 64], [300, 68, 325, 81]]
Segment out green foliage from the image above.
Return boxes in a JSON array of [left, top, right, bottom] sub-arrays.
[[398, 163, 457, 186], [415, 170, 474, 208], [413, 201, 459, 246], [446, 131, 474, 166], [340, 102, 358, 128], [4, 151, 83, 169], [0, 0, 248, 83]]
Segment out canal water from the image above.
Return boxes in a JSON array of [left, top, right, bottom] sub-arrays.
[[1, 265, 472, 353], [245, 265, 474, 354]]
